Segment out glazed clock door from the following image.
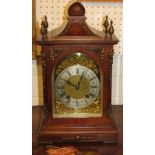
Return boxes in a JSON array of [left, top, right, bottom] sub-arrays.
[[52, 53, 103, 118]]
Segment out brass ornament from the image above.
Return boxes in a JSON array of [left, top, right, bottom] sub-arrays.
[[40, 20, 46, 35], [99, 49, 104, 60], [55, 53, 99, 76], [54, 96, 101, 116], [103, 15, 109, 34], [44, 15, 48, 33], [108, 20, 114, 36], [50, 49, 58, 60], [40, 15, 48, 39]]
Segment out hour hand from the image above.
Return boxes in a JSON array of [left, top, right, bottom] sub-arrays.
[[60, 78, 76, 88]]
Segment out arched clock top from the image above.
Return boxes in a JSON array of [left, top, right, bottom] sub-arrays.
[[36, 1, 119, 43]]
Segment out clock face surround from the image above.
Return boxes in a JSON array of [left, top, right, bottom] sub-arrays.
[[55, 65, 100, 109], [52, 53, 103, 118]]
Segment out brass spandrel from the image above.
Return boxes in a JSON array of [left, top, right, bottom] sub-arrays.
[[55, 53, 99, 77], [54, 96, 101, 117]]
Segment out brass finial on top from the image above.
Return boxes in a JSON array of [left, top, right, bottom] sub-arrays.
[[44, 15, 48, 28], [103, 15, 109, 34], [40, 20, 46, 36], [108, 20, 114, 36], [40, 15, 49, 39]]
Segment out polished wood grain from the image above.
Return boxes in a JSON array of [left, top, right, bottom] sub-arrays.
[[32, 105, 123, 155]]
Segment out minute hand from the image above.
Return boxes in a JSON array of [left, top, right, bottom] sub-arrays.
[[76, 70, 87, 89]]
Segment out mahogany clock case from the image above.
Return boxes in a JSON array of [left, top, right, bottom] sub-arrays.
[[36, 2, 119, 144]]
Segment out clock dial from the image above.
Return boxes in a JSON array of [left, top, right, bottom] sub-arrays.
[[55, 65, 100, 108]]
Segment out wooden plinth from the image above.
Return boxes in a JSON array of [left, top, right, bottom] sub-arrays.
[[37, 110, 118, 144]]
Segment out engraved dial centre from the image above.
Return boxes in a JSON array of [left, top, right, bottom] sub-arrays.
[[64, 75, 90, 99]]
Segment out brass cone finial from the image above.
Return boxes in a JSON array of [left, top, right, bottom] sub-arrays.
[[40, 15, 49, 39], [44, 15, 48, 28], [40, 20, 46, 35], [103, 15, 109, 34], [108, 20, 114, 36]]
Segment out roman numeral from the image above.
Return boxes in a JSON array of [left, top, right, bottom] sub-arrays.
[[57, 86, 64, 89], [66, 99, 71, 105], [67, 70, 71, 76], [89, 92, 95, 98], [89, 77, 96, 81], [84, 98, 88, 104], [76, 67, 79, 74], [64, 95, 71, 105], [59, 92, 66, 98], [76, 100, 79, 106]]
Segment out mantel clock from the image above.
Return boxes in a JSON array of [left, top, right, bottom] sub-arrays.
[[36, 2, 119, 144]]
